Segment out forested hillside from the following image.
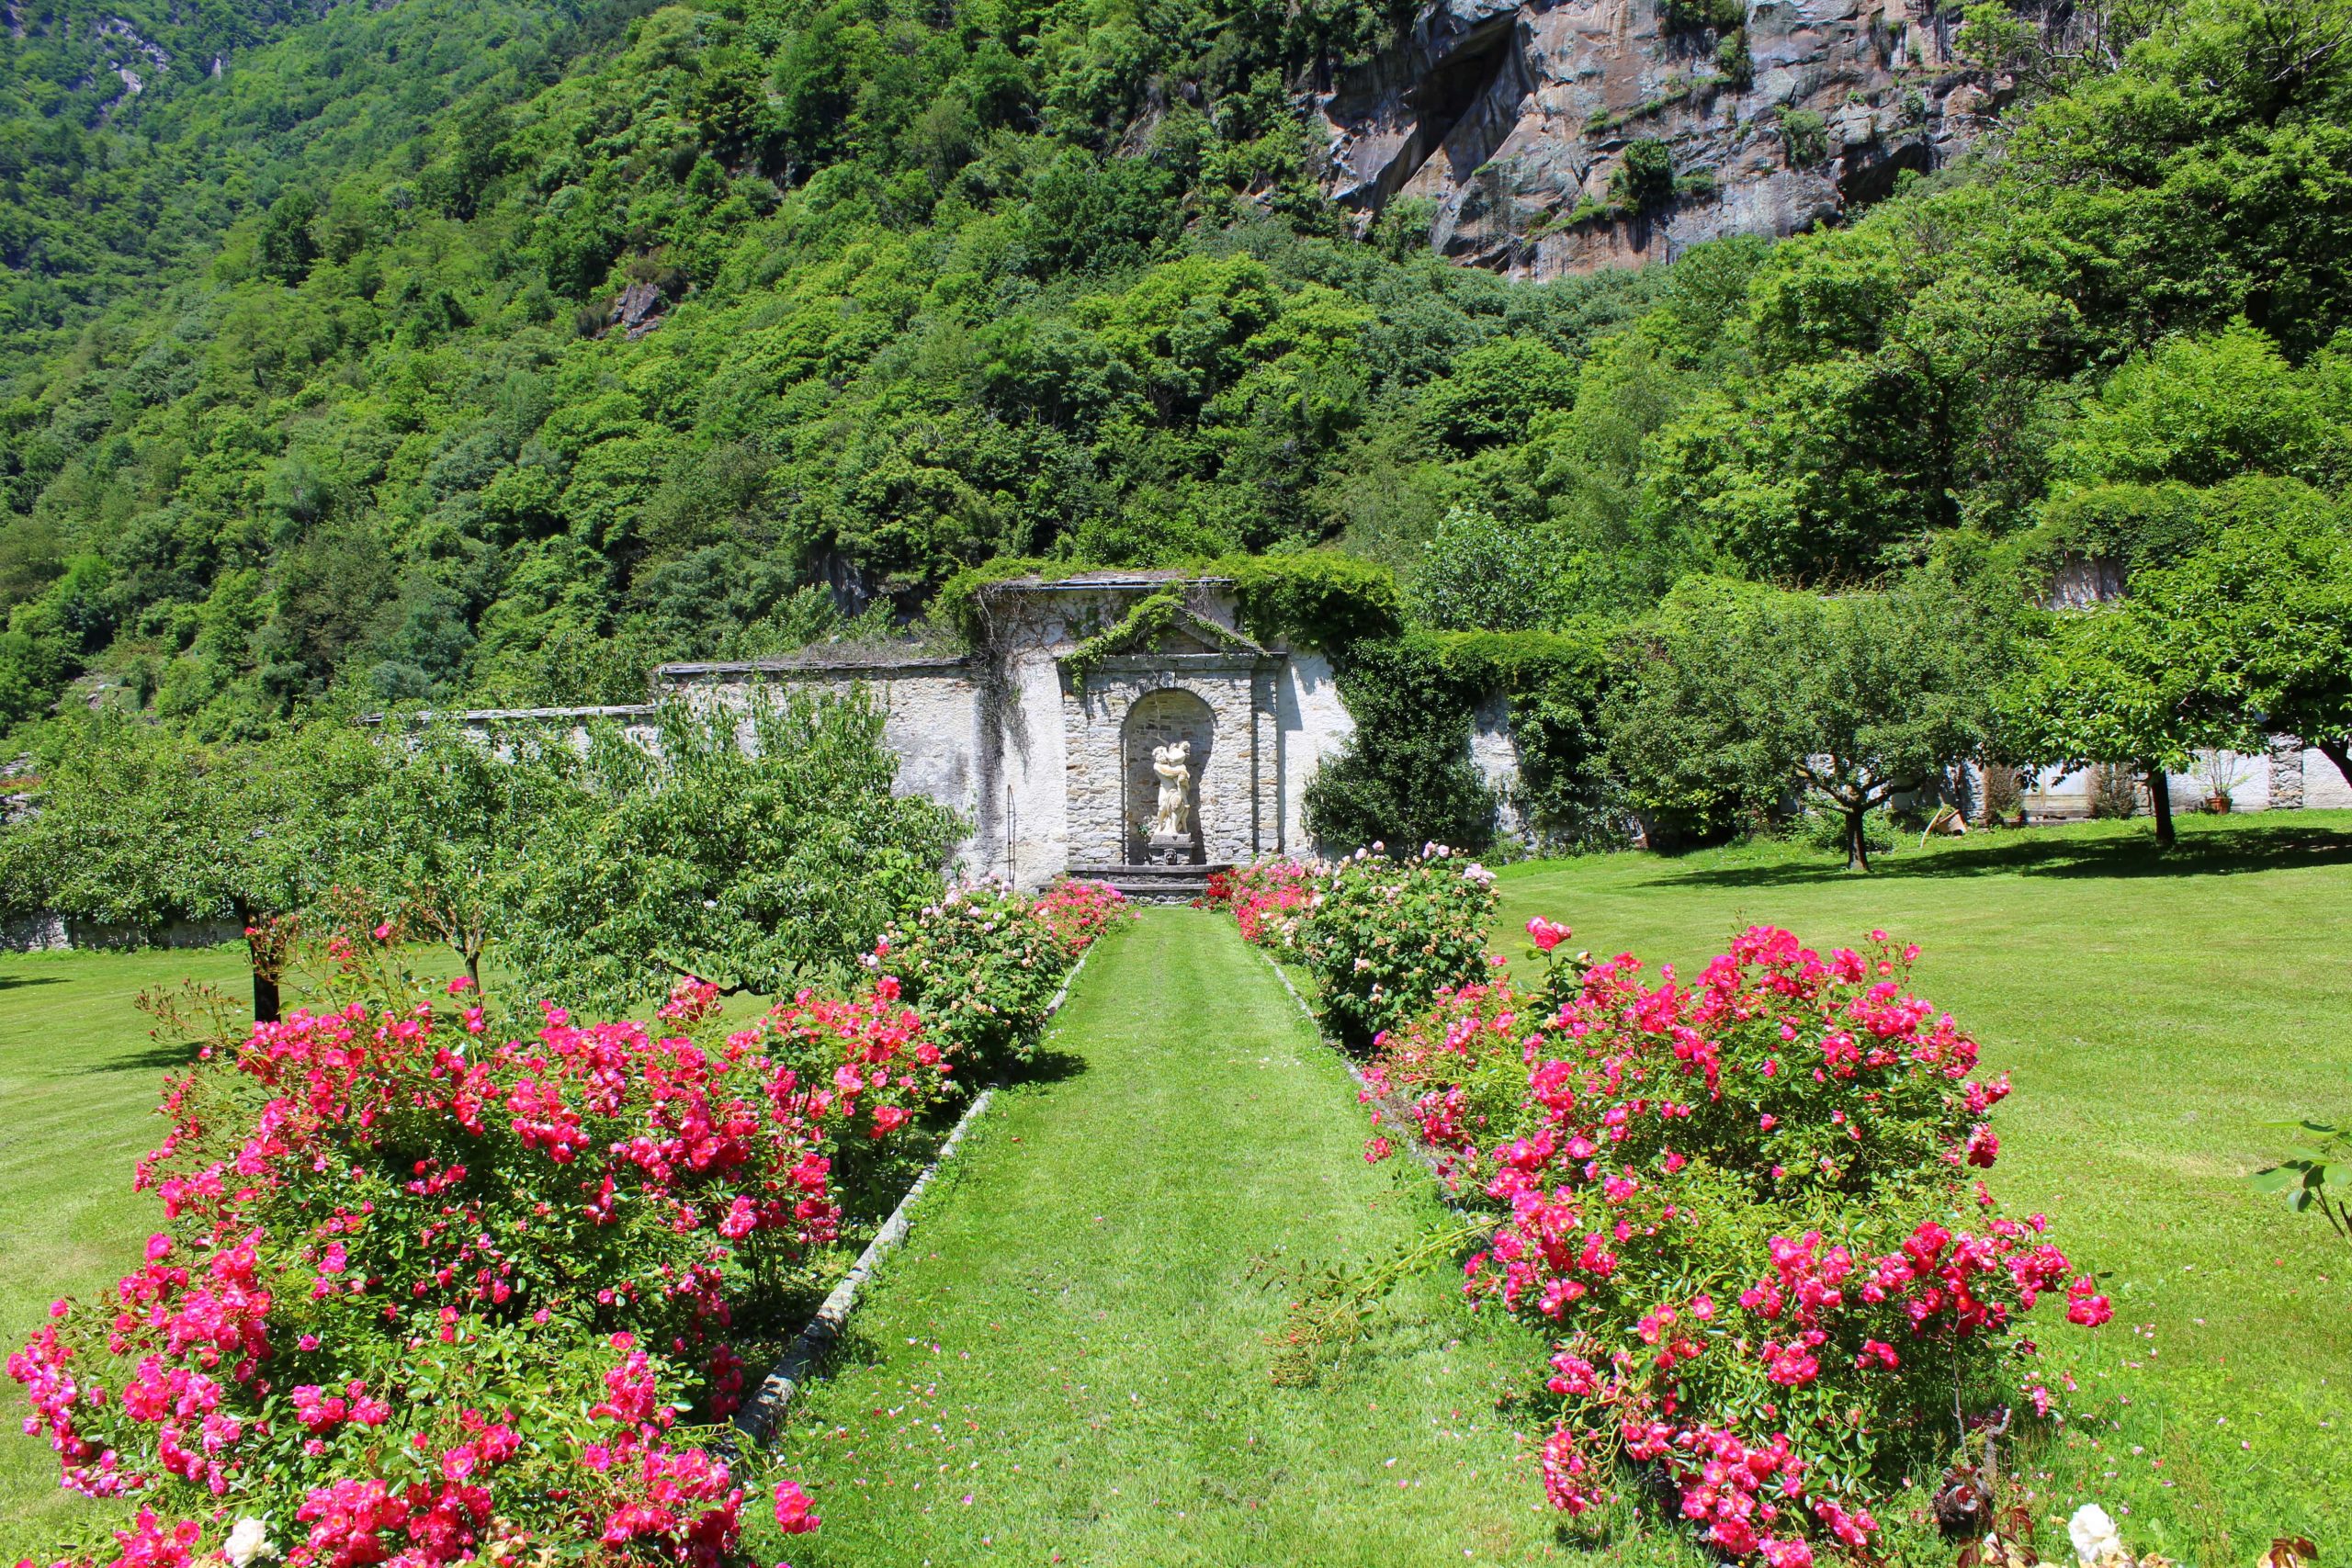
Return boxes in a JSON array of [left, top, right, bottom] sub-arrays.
[[1, 0, 2348, 739], [0, 0, 668, 355]]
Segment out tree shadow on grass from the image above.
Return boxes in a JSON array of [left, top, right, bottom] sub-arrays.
[[77, 1037, 206, 1076], [1643, 819, 2352, 891], [1016, 1045, 1090, 1086], [0, 973, 63, 993]]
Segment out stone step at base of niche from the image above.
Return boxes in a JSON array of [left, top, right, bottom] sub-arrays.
[[1066, 863, 1232, 904]]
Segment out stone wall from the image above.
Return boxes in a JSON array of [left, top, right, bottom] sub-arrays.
[[1469, 691, 1526, 841], [3, 913, 243, 954], [654, 581, 1365, 885], [1274, 649, 1354, 853], [457, 614, 2352, 897], [661, 656, 1006, 876], [2304, 747, 2352, 810], [1999, 739, 2346, 819]]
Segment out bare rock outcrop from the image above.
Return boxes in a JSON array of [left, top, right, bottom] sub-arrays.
[[1313, 0, 2007, 276]]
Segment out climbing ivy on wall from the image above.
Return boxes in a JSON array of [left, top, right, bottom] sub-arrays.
[[1302, 633, 1496, 852], [1430, 628, 1620, 849], [931, 554, 1403, 660], [1059, 590, 1261, 694]]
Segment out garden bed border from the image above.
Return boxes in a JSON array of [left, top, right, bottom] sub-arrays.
[[731, 947, 1094, 1448]]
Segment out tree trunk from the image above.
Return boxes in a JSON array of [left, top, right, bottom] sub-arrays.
[[2146, 766, 2176, 850], [1846, 807, 1872, 874], [234, 899, 281, 1024], [464, 948, 482, 991], [2316, 737, 2352, 794]]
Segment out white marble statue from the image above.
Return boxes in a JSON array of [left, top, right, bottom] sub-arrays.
[[1150, 740, 1193, 838]]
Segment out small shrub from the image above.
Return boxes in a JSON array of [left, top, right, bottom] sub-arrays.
[[1295, 844, 1498, 1048], [1659, 0, 1746, 32], [1777, 106, 1830, 166], [1207, 859, 1318, 956], [1980, 762, 2023, 823], [1612, 138, 1678, 212], [873, 877, 1128, 1079], [1673, 167, 1719, 201], [1034, 876, 1132, 955], [1716, 28, 1754, 86], [2250, 1116, 2352, 1250], [2088, 763, 2142, 818]]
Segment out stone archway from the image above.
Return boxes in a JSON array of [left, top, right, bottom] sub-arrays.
[[1121, 688, 1214, 863]]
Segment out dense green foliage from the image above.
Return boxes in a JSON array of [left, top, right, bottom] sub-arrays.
[[1603, 571, 2013, 865], [1, 692, 961, 1010], [1301, 633, 1498, 854], [1998, 476, 2352, 834], [0, 707, 376, 928], [2, 0, 2350, 863], [4, 0, 1656, 736], [492, 694, 962, 1008], [0, 0, 665, 360]]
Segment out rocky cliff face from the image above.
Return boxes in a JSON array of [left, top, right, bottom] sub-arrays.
[[1312, 0, 2007, 276]]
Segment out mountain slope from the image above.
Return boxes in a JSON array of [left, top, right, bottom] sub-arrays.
[[0, 0, 662, 363], [0, 0, 2346, 744]]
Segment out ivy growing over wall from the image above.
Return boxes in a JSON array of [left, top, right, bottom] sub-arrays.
[[1302, 633, 1498, 853], [1059, 589, 1261, 694], [1430, 628, 1621, 849], [930, 553, 1403, 657]]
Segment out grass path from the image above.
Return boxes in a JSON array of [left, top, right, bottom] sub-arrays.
[[761, 908, 1574, 1568]]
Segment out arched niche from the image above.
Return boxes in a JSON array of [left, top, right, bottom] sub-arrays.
[[1121, 687, 1214, 864]]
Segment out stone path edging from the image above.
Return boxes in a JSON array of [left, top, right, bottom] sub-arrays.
[[732, 948, 1093, 1449]]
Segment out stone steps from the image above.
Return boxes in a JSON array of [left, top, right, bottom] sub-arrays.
[[1067, 863, 1231, 905]]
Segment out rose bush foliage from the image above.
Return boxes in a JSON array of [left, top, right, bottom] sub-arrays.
[[1363, 911, 2117, 1561], [1200, 861, 1317, 956], [1297, 844, 1498, 1049], [1208, 846, 1496, 1047], [1363, 919, 2110, 1562], [870, 878, 1128, 1078], [9, 886, 1127, 1568]]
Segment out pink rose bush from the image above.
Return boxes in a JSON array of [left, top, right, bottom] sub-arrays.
[[869, 877, 1128, 1077], [9, 888, 1127, 1567], [1230, 843, 1497, 1048], [1363, 921, 2110, 1560], [1201, 860, 1317, 954], [1032, 876, 1131, 954]]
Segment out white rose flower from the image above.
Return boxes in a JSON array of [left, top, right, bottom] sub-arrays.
[[2067, 1504, 2125, 1565], [225, 1517, 273, 1568]]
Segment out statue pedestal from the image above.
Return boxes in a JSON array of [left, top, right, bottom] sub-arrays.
[[1146, 831, 1196, 867]]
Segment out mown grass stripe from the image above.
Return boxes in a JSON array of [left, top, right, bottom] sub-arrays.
[[757, 908, 1570, 1567]]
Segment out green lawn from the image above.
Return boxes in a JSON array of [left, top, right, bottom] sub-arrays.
[[3, 815, 2347, 1566], [1489, 812, 2352, 1564], [754, 908, 1579, 1567], [0, 943, 251, 1559]]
